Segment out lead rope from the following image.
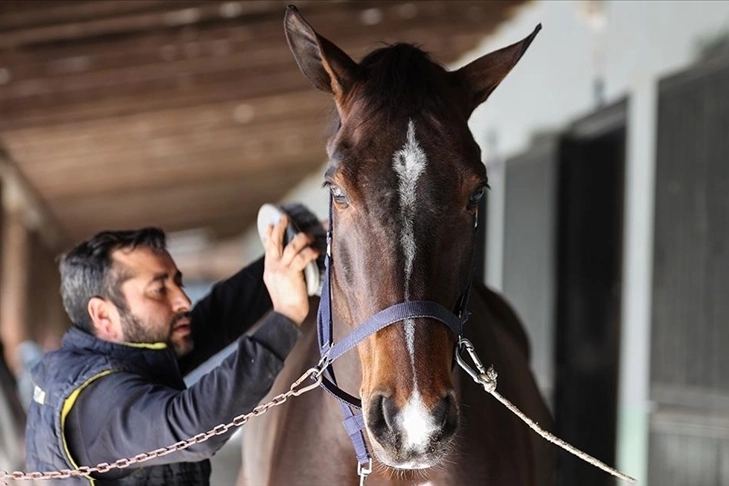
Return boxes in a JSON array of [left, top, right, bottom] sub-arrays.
[[456, 337, 636, 484]]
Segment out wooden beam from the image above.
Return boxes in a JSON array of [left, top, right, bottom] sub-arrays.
[[0, 150, 67, 372], [0, 31, 488, 130], [3, 16, 490, 87], [0, 210, 30, 374], [1, 1, 504, 50], [9, 127, 328, 199], [2, 90, 331, 158], [11, 117, 328, 169], [52, 164, 313, 212], [0, 1, 195, 31], [40, 150, 326, 201], [0, 1, 240, 49], [52, 168, 317, 241], [0, 150, 66, 250], [0, 2, 503, 104], [63, 209, 265, 248], [0, 66, 315, 129], [2, 19, 490, 91]]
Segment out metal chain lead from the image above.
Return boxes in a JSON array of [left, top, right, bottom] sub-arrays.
[[456, 337, 636, 484], [1, 366, 324, 483]]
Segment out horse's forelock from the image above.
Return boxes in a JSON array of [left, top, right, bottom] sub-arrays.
[[354, 44, 450, 120]]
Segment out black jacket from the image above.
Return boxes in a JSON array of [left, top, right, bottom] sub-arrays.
[[25, 258, 301, 485]]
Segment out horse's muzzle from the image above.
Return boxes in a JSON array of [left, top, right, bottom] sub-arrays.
[[365, 390, 459, 469]]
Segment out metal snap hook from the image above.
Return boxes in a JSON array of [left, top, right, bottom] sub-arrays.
[[291, 368, 324, 396], [455, 337, 498, 392], [357, 458, 372, 486]]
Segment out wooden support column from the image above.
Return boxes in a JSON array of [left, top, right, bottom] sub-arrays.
[[0, 209, 30, 375], [0, 152, 64, 376]]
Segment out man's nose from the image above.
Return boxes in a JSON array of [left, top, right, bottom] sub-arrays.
[[171, 286, 192, 311]]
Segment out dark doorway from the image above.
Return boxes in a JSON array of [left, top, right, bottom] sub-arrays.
[[554, 116, 625, 486]]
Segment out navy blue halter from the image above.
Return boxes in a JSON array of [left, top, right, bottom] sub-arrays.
[[314, 196, 476, 470]]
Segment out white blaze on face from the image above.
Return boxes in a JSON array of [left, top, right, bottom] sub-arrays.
[[398, 390, 439, 454], [392, 120, 426, 361], [393, 120, 426, 292], [392, 120, 437, 453]]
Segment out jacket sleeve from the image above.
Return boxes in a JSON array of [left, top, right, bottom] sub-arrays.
[[64, 313, 300, 478], [180, 257, 272, 373]]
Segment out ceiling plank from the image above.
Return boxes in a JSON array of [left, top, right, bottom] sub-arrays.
[[0, 31, 487, 130], [53, 167, 321, 239], [4, 107, 330, 165], [0, 0, 526, 248], [1, 89, 331, 148], [29, 147, 328, 201], [1, 1, 505, 51], [0, 1, 190, 31], [2, 22, 490, 100]]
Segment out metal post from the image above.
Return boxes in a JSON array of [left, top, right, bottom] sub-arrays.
[[616, 75, 657, 486]]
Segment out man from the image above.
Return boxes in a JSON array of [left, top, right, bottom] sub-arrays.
[[25, 214, 318, 485]]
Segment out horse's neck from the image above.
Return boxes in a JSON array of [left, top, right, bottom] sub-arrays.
[[244, 304, 363, 484]]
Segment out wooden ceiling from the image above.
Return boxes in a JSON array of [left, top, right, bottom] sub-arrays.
[[0, 0, 524, 251]]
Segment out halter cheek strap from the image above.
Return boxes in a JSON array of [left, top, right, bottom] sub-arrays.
[[315, 195, 477, 470]]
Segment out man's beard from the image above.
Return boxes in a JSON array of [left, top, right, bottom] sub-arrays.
[[120, 310, 193, 357]]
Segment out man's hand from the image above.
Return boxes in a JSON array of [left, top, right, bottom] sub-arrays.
[[263, 214, 319, 325]]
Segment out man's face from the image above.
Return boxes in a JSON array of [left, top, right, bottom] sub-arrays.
[[110, 246, 194, 356]]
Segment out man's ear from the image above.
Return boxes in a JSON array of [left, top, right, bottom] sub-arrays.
[[88, 297, 121, 341]]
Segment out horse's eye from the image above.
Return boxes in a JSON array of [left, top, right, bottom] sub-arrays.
[[468, 185, 487, 206], [330, 185, 350, 207]]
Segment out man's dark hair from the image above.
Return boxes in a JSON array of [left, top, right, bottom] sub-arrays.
[[59, 227, 167, 333]]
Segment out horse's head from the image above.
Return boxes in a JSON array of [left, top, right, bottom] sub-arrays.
[[285, 6, 539, 470]]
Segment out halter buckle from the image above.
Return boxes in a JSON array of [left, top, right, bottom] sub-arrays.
[[315, 347, 333, 375]]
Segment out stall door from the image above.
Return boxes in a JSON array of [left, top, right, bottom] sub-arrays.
[[554, 102, 626, 486], [649, 56, 729, 486]]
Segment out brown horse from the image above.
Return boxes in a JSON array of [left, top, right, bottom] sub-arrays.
[[240, 7, 554, 485]]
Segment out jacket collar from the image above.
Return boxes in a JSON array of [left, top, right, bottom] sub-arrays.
[[62, 326, 178, 376]]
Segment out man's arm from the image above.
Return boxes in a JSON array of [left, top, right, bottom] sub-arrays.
[[65, 315, 300, 479], [180, 257, 272, 372], [181, 214, 318, 373]]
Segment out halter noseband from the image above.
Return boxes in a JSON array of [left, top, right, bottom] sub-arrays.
[[314, 195, 477, 470]]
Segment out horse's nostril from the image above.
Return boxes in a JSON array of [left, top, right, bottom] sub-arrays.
[[367, 393, 399, 439], [382, 395, 399, 431], [433, 395, 448, 427], [435, 393, 459, 436]]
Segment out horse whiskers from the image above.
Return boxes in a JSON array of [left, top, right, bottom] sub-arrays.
[[372, 460, 394, 479], [369, 445, 456, 480], [435, 451, 459, 470], [372, 461, 416, 481]]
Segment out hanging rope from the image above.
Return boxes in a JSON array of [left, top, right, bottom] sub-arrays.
[[456, 337, 636, 484]]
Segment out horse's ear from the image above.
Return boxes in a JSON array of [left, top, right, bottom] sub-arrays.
[[284, 5, 359, 100], [454, 24, 541, 115]]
